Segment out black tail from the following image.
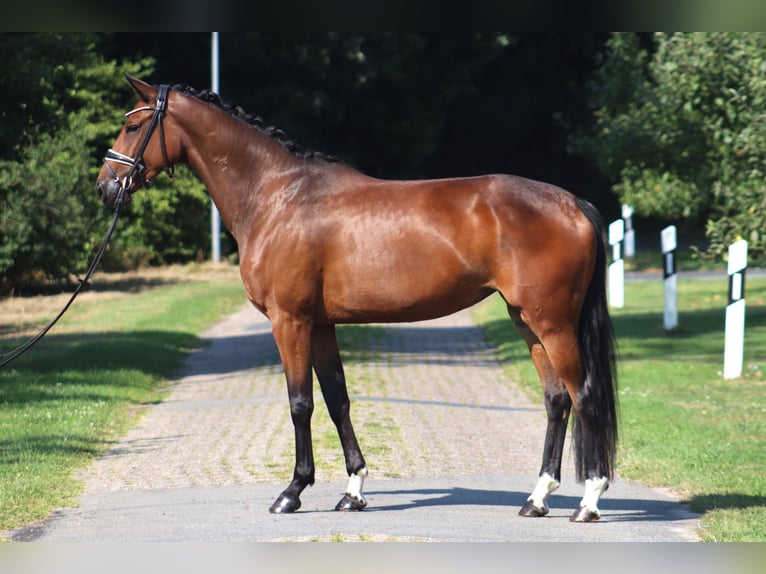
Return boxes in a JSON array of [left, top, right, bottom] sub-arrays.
[[572, 198, 618, 482]]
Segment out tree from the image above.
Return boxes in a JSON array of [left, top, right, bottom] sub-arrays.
[[0, 110, 95, 291], [102, 165, 211, 270], [243, 34, 602, 184], [571, 32, 766, 261], [0, 34, 153, 293], [0, 34, 212, 293]]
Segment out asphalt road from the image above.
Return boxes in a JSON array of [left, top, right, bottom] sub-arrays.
[[15, 473, 699, 542]]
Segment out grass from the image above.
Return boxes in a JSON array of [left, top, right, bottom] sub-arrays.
[[623, 247, 725, 273], [0, 264, 246, 535], [473, 273, 766, 542]]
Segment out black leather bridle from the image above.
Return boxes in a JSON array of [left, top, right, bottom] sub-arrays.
[[102, 84, 175, 203]]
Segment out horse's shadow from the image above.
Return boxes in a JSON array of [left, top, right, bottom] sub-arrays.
[[361, 486, 697, 523]]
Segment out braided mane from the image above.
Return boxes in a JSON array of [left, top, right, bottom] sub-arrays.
[[171, 84, 337, 163]]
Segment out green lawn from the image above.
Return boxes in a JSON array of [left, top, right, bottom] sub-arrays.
[[473, 274, 766, 542], [0, 265, 246, 535]]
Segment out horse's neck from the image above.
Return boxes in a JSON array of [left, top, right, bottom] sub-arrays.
[[179, 103, 303, 241]]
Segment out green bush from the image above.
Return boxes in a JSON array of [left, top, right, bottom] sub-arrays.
[[102, 166, 212, 270], [0, 34, 217, 294], [0, 111, 99, 292], [573, 32, 766, 262]]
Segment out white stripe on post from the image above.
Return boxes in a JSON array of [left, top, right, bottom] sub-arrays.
[[608, 219, 625, 308], [723, 239, 748, 379], [661, 225, 678, 331]]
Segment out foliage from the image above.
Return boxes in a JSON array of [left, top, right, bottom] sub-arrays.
[[0, 110, 98, 290], [102, 166, 212, 270], [0, 34, 153, 293], [0, 34, 215, 293], [572, 32, 766, 261], [194, 33, 607, 191]]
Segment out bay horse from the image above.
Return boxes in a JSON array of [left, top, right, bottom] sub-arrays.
[[97, 76, 618, 522]]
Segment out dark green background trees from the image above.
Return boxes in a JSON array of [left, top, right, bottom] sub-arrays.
[[0, 33, 150, 293], [1, 34, 214, 293], [572, 32, 766, 260], [3, 32, 763, 294]]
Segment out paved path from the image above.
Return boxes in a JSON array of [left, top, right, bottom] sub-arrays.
[[11, 304, 699, 541]]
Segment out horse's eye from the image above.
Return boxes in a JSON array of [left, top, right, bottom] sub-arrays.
[[126, 124, 141, 134]]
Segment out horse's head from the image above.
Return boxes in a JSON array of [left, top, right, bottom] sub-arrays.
[[96, 75, 180, 209]]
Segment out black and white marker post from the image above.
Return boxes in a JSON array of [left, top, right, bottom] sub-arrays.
[[608, 218, 625, 308], [622, 204, 635, 258], [661, 225, 678, 331], [724, 239, 748, 379]]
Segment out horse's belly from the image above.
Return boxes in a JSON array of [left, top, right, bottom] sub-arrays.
[[323, 270, 494, 324], [319, 209, 498, 323]]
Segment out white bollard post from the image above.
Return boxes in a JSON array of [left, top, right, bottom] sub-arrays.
[[661, 225, 678, 331], [622, 204, 635, 258], [723, 239, 748, 379], [608, 219, 625, 308]]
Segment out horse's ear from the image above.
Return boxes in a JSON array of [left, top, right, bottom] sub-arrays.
[[124, 74, 156, 103]]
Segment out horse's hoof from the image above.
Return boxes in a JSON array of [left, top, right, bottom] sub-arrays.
[[569, 505, 601, 522], [518, 500, 549, 517], [269, 493, 301, 514], [335, 494, 367, 511]]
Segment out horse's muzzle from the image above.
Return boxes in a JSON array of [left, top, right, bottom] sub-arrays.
[[97, 178, 132, 209]]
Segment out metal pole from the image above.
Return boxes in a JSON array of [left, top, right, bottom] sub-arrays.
[[210, 32, 222, 264]]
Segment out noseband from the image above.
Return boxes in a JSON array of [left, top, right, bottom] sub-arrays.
[[103, 84, 175, 200]]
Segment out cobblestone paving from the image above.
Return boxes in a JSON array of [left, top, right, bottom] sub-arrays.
[[79, 303, 571, 493]]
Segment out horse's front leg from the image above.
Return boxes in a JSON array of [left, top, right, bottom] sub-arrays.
[[311, 324, 368, 511], [269, 315, 315, 514]]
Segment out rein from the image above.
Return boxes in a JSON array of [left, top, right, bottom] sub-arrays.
[[0, 189, 126, 369], [0, 85, 173, 369]]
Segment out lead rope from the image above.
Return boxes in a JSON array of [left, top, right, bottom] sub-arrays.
[[0, 186, 127, 369]]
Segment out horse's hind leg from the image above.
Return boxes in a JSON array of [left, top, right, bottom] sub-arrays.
[[509, 308, 572, 518], [311, 324, 368, 511], [535, 326, 610, 522]]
